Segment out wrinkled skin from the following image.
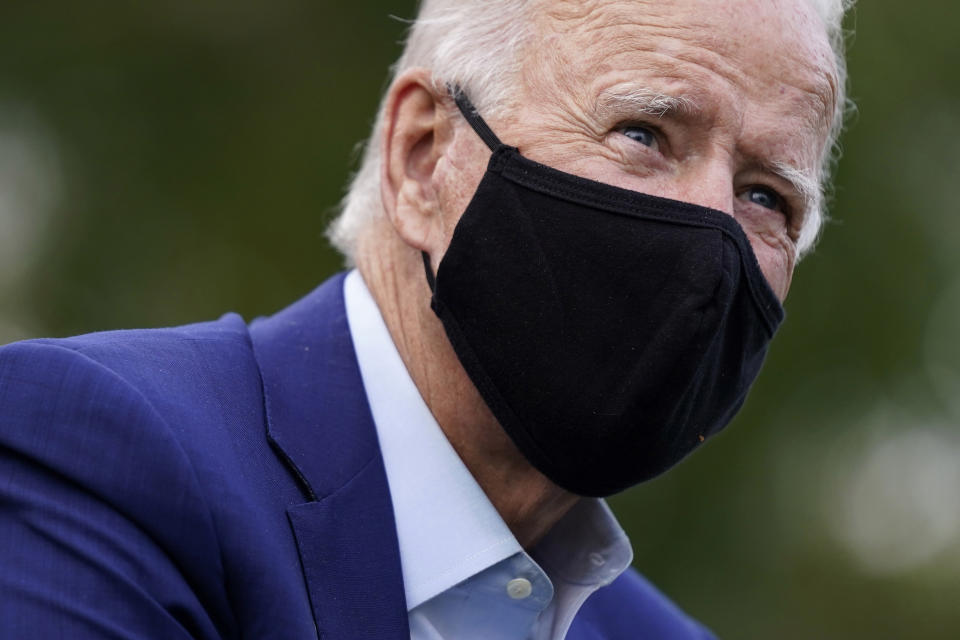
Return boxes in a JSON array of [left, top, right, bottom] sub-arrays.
[[360, 0, 839, 546], [433, 0, 837, 299]]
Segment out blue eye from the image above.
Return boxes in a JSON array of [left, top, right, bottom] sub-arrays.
[[745, 186, 783, 211], [621, 126, 658, 149]]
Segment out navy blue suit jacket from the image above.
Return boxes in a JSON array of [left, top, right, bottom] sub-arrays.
[[0, 273, 716, 639]]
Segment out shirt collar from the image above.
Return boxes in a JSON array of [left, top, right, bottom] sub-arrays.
[[344, 270, 521, 610], [343, 269, 632, 616]]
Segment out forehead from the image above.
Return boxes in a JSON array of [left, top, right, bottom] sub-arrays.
[[528, 0, 838, 163]]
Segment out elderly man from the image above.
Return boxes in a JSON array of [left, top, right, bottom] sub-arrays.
[[0, 0, 852, 638]]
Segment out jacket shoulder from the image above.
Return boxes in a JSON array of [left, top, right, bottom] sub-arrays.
[[0, 317, 262, 638], [20, 313, 255, 389], [9, 314, 267, 443], [570, 568, 717, 640], [0, 323, 246, 493]]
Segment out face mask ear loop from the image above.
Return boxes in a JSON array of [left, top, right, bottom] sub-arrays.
[[422, 86, 508, 295], [449, 85, 506, 152], [421, 251, 437, 293]]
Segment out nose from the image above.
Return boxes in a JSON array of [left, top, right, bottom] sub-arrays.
[[671, 158, 735, 216], [668, 156, 794, 300]]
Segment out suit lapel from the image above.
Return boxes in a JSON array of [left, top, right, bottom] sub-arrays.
[[249, 273, 409, 640]]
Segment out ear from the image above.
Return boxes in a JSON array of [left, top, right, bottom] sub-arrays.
[[380, 70, 453, 254]]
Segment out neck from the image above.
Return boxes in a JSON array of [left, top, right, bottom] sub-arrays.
[[355, 222, 579, 549]]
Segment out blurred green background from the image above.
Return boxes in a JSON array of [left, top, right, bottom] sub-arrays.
[[1, 2, 957, 637]]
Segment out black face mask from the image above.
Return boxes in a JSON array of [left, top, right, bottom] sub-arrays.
[[422, 90, 785, 497]]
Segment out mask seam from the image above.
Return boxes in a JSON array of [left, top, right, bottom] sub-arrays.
[[661, 237, 738, 453]]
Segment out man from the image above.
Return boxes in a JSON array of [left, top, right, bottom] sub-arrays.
[[0, 0, 852, 637]]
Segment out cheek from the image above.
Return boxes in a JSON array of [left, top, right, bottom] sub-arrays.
[[432, 136, 491, 252], [747, 234, 795, 300]]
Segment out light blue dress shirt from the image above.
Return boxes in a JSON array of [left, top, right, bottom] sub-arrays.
[[344, 270, 633, 640]]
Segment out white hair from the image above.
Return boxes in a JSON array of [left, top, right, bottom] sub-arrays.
[[798, 0, 858, 253], [328, 0, 855, 262]]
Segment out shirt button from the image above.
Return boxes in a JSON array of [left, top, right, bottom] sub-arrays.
[[589, 552, 606, 567], [506, 578, 533, 600]]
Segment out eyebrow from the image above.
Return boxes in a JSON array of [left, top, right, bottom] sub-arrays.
[[597, 86, 823, 220], [597, 87, 699, 120], [767, 160, 822, 220]]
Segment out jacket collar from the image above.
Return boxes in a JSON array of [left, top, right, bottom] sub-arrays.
[[249, 272, 409, 639]]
